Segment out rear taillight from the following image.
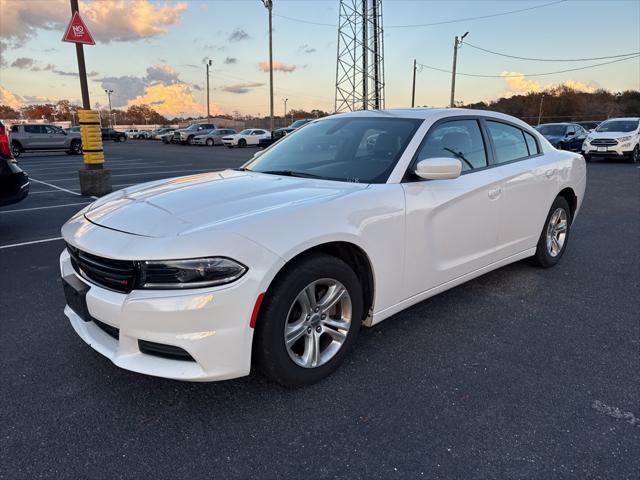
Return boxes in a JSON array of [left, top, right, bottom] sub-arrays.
[[0, 125, 13, 159]]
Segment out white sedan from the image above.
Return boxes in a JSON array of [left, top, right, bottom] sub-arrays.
[[222, 128, 270, 148], [60, 109, 586, 386]]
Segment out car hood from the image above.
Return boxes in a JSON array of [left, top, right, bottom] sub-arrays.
[[84, 170, 366, 238], [588, 131, 636, 139]]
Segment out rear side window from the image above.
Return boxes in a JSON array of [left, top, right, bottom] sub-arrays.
[[524, 131, 539, 156], [486, 121, 529, 164], [25, 125, 43, 134], [416, 119, 488, 172]]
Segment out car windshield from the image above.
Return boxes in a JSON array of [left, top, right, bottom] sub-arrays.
[[536, 125, 566, 136], [245, 117, 421, 184], [289, 120, 308, 128], [238, 129, 252, 135], [595, 120, 639, 133]]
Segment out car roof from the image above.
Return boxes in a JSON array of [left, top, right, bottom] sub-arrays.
[[537, 122, 575, 126], [601, 117, 640, 121]]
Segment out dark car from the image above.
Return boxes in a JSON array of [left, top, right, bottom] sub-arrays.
[[259, 119, 313, 148], [576, 121, 601, 132], [535, 123, 587, 151], [101, 128, 127, 142], [0, 121, 29, 206]]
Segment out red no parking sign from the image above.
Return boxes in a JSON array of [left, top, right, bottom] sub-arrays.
[[62, 11, 95, 45]]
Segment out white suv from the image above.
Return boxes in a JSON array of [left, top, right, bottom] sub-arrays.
[[582, 117, 640, 163]]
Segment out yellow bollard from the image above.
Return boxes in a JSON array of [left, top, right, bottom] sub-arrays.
[[78, 109, 104, 165], [77, 109, 111, 196]]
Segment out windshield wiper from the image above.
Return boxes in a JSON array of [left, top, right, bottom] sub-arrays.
[[258, 170, 326, 179]]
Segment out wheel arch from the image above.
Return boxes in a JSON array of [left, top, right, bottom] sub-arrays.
[[557, 187, 577, 222], [263, 240, 376, 325]]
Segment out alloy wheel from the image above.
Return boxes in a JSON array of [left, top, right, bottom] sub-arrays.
[[284, 278, 352, 368], [546, 208, 568, 257]]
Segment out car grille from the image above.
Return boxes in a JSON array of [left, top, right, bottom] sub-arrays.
[[173, 132, 181, 139], [591, 138, 618, 146], [67, 244, 136, 293], [138, 340, 195, 362], [94, 319, 119, 340]]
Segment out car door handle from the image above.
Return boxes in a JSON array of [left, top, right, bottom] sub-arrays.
[[545, 169, 556, 178], [488, 187, 502, 200]]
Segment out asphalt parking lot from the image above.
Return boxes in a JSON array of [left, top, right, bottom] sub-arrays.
[[1, 144, 638, 479]]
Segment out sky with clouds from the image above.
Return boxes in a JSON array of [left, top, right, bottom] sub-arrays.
[[0, 0, 638, 118]]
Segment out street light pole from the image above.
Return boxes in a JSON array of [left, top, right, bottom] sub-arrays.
[[411, 59, 417, 108], [283, 98, 288, 123], [449, 31, 468, 108], [206, 59, 212, 121], [262, 0, 274, 134], [104, 89, 113, 128]]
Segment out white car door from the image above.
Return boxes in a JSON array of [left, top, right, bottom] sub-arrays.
[[402, 118, 503, 297], [482, 119, 558, 258], [249, 130, 266, 145]]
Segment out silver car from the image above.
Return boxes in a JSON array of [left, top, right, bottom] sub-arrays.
[[10, 124, 82, 158], [192, 128, 237, 146]]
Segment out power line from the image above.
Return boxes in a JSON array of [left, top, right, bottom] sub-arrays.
[[417, 54, 640, 78], [464, 42, 640, 62], [274, 0, 566, 28]]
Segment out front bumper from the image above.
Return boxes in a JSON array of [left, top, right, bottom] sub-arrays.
[[61, 249, 259, 381], [582, 142, 635, 157], [192, 138, 207, 145]]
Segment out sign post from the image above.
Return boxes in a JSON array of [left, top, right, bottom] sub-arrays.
[[63, 0, 111, 196]]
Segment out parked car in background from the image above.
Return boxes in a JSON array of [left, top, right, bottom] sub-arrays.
[[576, 121, 601, 132], [125, 129, 139, 139], [160, 131, 175, 144], [582, 117, 640, 163], [192, 128, 237, 146], [223, 129, 270, 148], [9, 124, 82, 158], [59, 108, 586, 386], [153, 128, 174, 140], [66, 126, 81, 134], [0, 120, 29, 206], [101, 128, 127, 142], [535, 123, 587, 151], [173, 123, 217, 145], [137, 131, 152, 140], [259, 119, 313, 148]]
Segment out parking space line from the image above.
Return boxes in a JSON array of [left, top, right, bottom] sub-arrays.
[[0, 236, 63, 250], [0, 202, 90, 214], [29, 178, 97, 199]]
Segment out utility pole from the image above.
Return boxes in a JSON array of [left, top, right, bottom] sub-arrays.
[[449, 31, 468, 108], [537, 94, 545, 125], [104, 89, 113, 128], [206, 59, 212, 121], [411, 59, 417, 108], [262, 0, 274, 134], [283, 98, 288, 123]]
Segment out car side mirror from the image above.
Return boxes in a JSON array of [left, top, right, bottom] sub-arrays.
[[414, 158, 462, 180]]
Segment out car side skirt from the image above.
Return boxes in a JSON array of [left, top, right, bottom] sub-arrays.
[[368, 248, 536, 326]]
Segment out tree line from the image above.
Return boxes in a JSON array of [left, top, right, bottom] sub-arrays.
[[1, 88, 638, 126]]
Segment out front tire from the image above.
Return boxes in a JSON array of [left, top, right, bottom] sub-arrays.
[[206, 138, 214, 146], [70, 140, 82, 155], [631, 145, 639, 163], [532, 196, 571, 268], [238, 138, 247, 148], [187, 135, 195, 145], [254, 254, 363, 387]]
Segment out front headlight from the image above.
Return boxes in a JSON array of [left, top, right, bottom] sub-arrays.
[[617, 136, 631, 143], [138, 257, 247, 289]]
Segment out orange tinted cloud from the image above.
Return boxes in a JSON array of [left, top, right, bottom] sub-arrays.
[[125, 83, 223, 118], [258, 61, 296, 73], [0, 86, 22, 109], [500, 72, 598, 96]]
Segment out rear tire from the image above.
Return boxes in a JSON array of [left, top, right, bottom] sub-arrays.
[[254, 254, 363, 387], [11, 141, 22, 158], [532, 196, 571, 268]]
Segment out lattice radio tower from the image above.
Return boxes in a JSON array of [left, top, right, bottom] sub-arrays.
[[334, 0, 385, 112]]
